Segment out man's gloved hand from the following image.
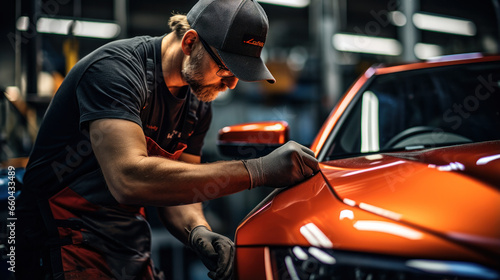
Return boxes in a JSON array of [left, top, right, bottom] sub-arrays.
[[188, 225, 234, 280], [242, 141, 320, 189]]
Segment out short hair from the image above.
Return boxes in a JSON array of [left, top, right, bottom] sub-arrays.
[[168, 14, 191, 40]]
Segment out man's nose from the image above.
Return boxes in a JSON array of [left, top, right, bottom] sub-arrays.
[[222, 76, 239, 89]]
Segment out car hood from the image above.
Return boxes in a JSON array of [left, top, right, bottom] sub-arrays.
[[320, 140, 500, 257], [236, 141, 500, 266]]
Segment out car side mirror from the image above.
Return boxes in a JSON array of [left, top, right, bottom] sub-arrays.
[[217, 121, 289, 159]]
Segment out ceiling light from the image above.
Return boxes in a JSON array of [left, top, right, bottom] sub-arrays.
[[73, 20, 121, 39], [333, 33, 402, 56], [413, 13, 476, 36], [389, 11, 407, 27], [17, 16, 120, 39], [16, 16, 29, 31], [414, 43, 443, 60]]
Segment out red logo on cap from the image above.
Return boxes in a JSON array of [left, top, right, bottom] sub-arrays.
[[243, 38, 264, 47]]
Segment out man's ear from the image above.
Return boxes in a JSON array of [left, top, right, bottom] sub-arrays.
[[181, 30, 198, 56]]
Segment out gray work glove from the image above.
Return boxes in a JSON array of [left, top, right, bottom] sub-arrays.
[[188, 225, 234, 280], [242, 140, 320, 189]]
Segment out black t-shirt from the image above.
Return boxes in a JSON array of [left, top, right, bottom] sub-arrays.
[[21, 35, 212, 203]]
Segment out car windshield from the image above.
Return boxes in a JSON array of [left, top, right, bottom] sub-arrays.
[[325, 60, 500, 160]]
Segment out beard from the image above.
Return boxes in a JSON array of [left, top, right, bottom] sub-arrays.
[[181, 49, 227, 102]]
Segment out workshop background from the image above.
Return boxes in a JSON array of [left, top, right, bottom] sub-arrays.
[[1, 0, 499, 279]]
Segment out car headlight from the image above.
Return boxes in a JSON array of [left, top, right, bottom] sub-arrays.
[[270, 246, 499, 280]]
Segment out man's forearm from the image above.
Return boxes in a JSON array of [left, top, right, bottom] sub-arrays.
[[90, 119, 251, 206], [157, 203, 209, 244], [106, 156, 251, 206]]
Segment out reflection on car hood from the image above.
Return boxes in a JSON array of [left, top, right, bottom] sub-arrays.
[[321, 140, 500, 257]]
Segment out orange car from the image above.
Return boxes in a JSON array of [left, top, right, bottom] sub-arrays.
[[218, 53, 500, 280]]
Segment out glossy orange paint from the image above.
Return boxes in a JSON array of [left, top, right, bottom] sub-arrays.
[[217, 121, 289, 144], [234, 55, 500, 278], [321, 141, 500, 259], [234, 247, 273, 280], [235, 155, 499, 268]]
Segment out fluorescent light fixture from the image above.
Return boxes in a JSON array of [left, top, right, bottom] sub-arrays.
[[17, 16, 120, 39], [333, 33, 402, 56], [258, 0, 310, 8], [354, 220, 423, 240], [413, 13, 476, 36], [414, 43, 443, 60], [389, 11, 407, 27], [361, 91, 380, 152], [37, 17, 74, 35], [16, 16, 29, 31], [74, 20, 121, 38]]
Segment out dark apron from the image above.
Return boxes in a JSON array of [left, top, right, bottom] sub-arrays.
[[39, 137, 186, 280]]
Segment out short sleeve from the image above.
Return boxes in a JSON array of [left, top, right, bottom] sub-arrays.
[[77, 56, 147, 130]]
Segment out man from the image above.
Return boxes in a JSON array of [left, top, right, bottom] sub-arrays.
[[17, 0, 319, 279]]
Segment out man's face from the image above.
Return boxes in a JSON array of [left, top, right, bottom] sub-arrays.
[[181, 47, 229, 102]]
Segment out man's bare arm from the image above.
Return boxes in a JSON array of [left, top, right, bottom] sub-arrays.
[[90, 118, 250, 206], [157, 153, 210, 244], [158, 203, 208, 244]]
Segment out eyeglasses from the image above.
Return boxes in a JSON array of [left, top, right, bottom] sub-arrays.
[[198, 36, 235, 78]]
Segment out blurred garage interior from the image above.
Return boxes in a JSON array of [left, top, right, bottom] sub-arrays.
[[1, 0, 499, 279]]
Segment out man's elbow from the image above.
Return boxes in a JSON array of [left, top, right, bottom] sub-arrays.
[[107, 184, 134, 205], [105, 173, 144, 205]]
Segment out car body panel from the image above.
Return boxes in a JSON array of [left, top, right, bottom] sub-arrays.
[[235, 247, 272, 280], [236, 149, 499, 267], [321, 141, 500, 260], [232, 54, 500, 279]]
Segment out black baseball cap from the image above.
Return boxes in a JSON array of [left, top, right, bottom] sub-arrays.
[[187, 0, 276, 83]]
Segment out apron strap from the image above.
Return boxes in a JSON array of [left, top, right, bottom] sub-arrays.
[[37, 199, 65, 280]]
